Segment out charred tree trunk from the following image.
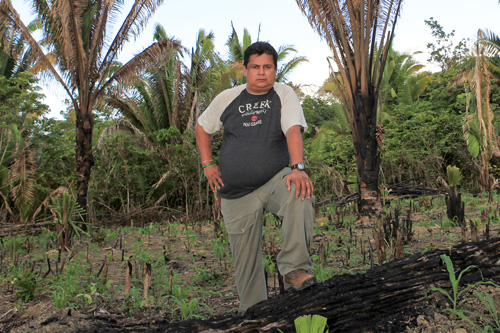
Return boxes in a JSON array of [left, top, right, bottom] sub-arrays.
[[145, 237, 500, 333], [75, 104, 94, 231], [445, 186, 466, 239], [352, 92, 382, 217]]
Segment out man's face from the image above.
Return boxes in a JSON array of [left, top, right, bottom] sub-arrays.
[[243, 53, 277, 94]]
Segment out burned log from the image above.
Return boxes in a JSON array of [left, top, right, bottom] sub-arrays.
[[138, 237, 500, 332], [0, 221, 56, 237], [336, 179, 445, 206]]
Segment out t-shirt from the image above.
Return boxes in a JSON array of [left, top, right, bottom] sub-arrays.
[[198, 82, 307, 199]]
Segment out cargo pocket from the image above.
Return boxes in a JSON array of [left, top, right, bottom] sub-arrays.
[[221, 199, 261, 235]]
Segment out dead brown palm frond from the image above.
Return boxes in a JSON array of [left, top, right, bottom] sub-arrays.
[[31, 186, 69, 221], [296, 0, 401, 111], [97, 119, 154, 151], [454, 29, 500, 161], [9, 144, 36, 223], [475, 32, 500, 158]]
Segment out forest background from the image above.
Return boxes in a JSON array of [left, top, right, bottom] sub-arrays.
[[1, 8, 499, 225]]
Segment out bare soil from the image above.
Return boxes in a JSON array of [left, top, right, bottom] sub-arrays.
[[1, 195, 499, 332]]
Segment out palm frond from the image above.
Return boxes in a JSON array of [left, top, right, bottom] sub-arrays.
[[98, 119, 154, 151], [276, 56, 308, 83], [153, 23, 167, 41], [0, 0, 73, 102], [276, 45, 298, 62], [98, 37, 182, 93], [31, 186, 69, 221], [226, 22, 246, 62], [296, 0, 403, 115], [103, 93, 148, 132], [9, 144, 36, 223], [100, 0, 164, 76]]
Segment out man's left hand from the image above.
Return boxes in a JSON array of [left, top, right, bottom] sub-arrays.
[[286, 169, 314, 200]]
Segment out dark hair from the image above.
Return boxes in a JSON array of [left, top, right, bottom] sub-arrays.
[[243, 42, 278, 68]]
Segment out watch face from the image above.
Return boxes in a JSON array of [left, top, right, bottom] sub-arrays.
[[292, 162, 305, 170]]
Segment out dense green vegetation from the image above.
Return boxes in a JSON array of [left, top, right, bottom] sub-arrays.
[[1, 16, 500, 225]]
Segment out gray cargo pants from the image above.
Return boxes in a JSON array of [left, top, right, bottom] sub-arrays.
[[220, 167, 315, 315]]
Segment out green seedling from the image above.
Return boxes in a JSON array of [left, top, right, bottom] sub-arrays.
[[428, 254, 500, 331], [444, 290, 500, 332], [14, 271, 38, 302], [312, 261, 335, 283], [77, 282, 98, 305], [429, 254, 486, 311], [173, 297, 211, 321], [5, 237, 24, 266]]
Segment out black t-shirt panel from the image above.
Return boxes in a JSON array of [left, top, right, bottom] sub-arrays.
[[218, 88, 289, 199]]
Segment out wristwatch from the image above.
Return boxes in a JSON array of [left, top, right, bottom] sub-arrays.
[[291, 162, 305, 171]]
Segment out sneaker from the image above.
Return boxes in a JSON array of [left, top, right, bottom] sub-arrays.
[[284, 269, 317, 291]]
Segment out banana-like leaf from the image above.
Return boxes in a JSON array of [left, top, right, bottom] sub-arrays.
[[467, 135, 480, 158], [294, 315, 329, 333], [447, 165, 463, 187]]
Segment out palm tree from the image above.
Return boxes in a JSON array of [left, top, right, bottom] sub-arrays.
[[185, 28, 231, 131], [106, 25, 226, 137], [225, 24, 308, 86], [0, 0, 180, 225], [296, 0, 403, 215], [275, 44, 308, 83], [379, 49, 430, 115], [104, 24, 186, 139], [101, 26, 228, 217]]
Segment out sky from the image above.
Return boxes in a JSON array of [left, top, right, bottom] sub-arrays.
[[15, 0, 500, 117]]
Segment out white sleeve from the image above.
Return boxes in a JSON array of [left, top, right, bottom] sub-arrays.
[[276, 83, 308, 135], [197, 93, 225, 134], [197, 85, 246, 134]]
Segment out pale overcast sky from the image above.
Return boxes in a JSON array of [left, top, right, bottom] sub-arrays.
[[15, 0, 500, 116]]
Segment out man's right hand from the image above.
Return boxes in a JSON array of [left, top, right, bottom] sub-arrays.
[[204, 164, 224, 192]]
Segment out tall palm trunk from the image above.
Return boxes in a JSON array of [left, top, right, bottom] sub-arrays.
[[75, 102, 94, 226], [296, 0, 402, 216], [352, 92, 381, 215]]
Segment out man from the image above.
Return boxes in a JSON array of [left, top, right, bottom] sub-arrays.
[[195, 41, 316, 315]]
